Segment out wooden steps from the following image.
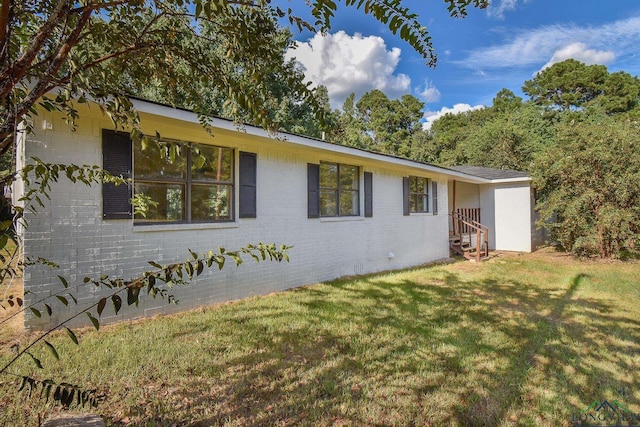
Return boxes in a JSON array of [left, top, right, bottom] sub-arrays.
[[449, 210, 490, 262], [449, 235, 490, 261]]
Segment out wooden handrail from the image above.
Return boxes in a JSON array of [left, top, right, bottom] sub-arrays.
[[451, 210, 484, 229], [449, 210, 489, 262]]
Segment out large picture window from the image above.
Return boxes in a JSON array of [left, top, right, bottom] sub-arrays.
[[319, 162, 360, 217], [409, 176, 430, 213], [133, 139, 234, 223]]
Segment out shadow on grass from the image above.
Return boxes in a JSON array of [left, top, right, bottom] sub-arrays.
[[120, 265, 640, 426]]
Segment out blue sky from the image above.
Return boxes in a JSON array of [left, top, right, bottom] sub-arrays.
[[277, 0, 640, 128]]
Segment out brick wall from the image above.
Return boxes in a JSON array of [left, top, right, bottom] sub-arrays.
[[18, 108, 450, 330]]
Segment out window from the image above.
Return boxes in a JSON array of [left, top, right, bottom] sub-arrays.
[[319, 162, 360, 217], [409, 176, 430, 213], [102, 130, 133, 219], [133, 139, 234, 223]]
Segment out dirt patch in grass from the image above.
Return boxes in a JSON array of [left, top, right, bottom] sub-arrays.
[[0, 278, 23, 348], [0, 242, 25, 349]]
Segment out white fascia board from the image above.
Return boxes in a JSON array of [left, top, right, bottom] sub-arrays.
[[132, 99, 500, 183], [488, 177, 532, 184], [133, 99, 532, 185]]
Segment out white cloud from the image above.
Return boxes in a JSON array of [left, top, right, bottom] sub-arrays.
[[540, 42, 615, 71], [460, 16, 640, 70], [418, 79, 441, 103], [286, 31, 411, 108], [422, 104, 485, 130], [487, 0, 526, 19]]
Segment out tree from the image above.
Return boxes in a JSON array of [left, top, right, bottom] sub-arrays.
[[332, 93, 370, 149], [522, 59, 609, 111], [333, 90, 424, 157], [492, 88, 523, 113], [0, 0, 491, 410], [273, 85, 335, 139], [458, 103, 552, 171], [532, 111, 640, 258], [522, 59, 640, 114], [0, 0, 489, 156], [133, 17, 333, 138], [424, 107, 490, 166], [599, 71, 640, 114]]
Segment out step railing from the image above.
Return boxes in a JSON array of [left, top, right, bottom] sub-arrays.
[[449, 210, 489, 262]]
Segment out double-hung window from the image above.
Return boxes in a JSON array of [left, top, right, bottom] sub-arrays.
[[319, 162, 360, 217], [409, 176, 430, 213], [133, 139, 234, 223]]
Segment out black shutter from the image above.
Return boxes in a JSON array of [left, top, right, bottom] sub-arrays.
[[239, 151, 257, 218], [432, 180, 438, 215], [308, 163, 320, 218], [364, 172, 373, 218], [402, 177, 410, 216], [102, 129, 132, 219]]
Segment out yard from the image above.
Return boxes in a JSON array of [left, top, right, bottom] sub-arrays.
[[1, 249, 639, 426]]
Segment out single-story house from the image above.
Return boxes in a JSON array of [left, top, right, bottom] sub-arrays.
[[14, 98, 537, 331]]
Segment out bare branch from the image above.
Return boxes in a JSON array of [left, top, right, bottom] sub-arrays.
[[0, 0, 71, 100], [0, 5, 93, 152], [0, 0, 11, 54], [69, 0, 134, 14]]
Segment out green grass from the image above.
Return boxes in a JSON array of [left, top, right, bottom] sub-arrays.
[[1, 250, 639, 426]]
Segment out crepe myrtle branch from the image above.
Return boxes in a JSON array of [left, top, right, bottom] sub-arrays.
[[2, 236, 287, 409], [1, 242, 291, 375]]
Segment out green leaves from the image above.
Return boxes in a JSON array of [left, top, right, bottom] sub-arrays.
[[3, 241, 291, 411], [44, 341, 60, 360], [97, 298, 107, 317], [127, 287, 141, 306], [17, 158, 129, 217], [531, 112, 640, 257], [522, 59, 640, 114], [86, 313, 100, 331], [65, 327, 79, 345], [17, 376, 103, 408], [57, 275, 68, 288], [26, 352, 43, 369], [112, 295, 122, 315], [334, 89, 425, 157]]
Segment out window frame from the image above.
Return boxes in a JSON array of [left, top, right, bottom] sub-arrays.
[[319, 161, 361, 217], [408, 176, 430, 214], [133, 138, 235, 225]]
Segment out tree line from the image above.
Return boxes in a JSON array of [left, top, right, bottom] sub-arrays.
[[135, 53, 640, 259], [314, 59, 640, 258]]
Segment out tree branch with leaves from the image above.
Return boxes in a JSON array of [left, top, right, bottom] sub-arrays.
[[0, 0, 489, 413]]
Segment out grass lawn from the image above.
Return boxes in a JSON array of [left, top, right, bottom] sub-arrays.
[[1, 249, 639, 426]]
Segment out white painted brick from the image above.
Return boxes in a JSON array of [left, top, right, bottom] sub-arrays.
[[18, 111, 451, 330]]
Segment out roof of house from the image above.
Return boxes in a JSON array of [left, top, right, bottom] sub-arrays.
[[130, 97, 531, 185], [447, 165, 530, 180]]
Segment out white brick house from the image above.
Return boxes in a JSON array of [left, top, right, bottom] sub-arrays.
[[14, 99, 535, 330]]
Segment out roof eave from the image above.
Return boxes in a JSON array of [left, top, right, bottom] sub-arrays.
[[131, 98, 496, 181]]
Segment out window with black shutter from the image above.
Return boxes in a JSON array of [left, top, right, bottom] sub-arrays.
[[102, 130, 132, 219], [364, 172, 373, 218], [133, 138, 234, 224], [404, 176, 435, 215], [307, 163, 320, 218], [402, 177, 410, 216], [432, 180, 438, 215], [239, 152, 257, 218]]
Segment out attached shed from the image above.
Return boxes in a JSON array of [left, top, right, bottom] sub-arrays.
[[446, 165, 538, 253]]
